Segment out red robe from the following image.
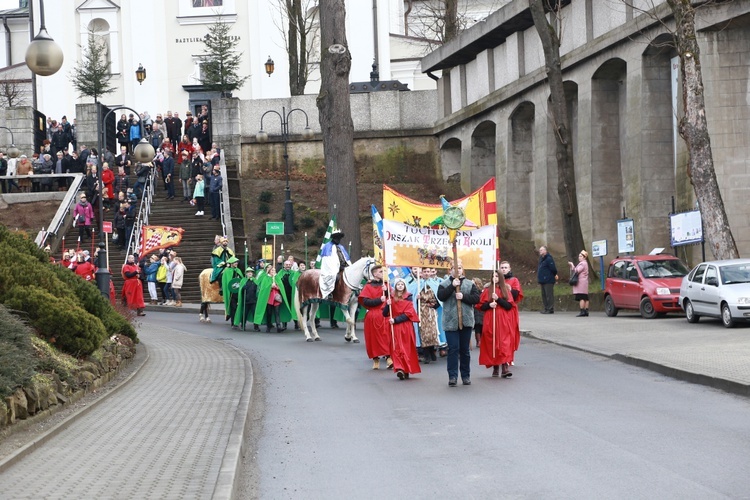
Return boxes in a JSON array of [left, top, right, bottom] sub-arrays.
[[506, 276, 523, 351], [477, 287, 516, 368], [358, 281, 392, 359], [74, 261, 96, 282], [121, 264, 145, 309], [386, 293, 421, 375], [101, 168, 115, 199]]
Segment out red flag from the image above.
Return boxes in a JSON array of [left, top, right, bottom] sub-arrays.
[[140, 226, 184, 257]]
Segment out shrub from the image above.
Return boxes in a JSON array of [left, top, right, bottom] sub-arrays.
[[315, 226, 327, 239], [259, 191, 273, 203], [5, 286, 108, 357], [0, 306, 36, 400], [299, 217, 316, 229], [258, 202, 270, 214]]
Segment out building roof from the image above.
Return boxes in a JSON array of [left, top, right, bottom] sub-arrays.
[[0, 7, 28, 17]]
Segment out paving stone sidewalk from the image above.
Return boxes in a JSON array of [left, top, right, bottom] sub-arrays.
[[0, 324, 252, 499], [520, 311, 750, 396]]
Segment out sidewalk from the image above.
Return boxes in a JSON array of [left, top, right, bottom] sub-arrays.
[[0, 323, 252, 499], [520, 311, 750, 397]]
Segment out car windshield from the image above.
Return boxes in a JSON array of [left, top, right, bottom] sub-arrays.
[[719, 264, 750, 285], [637, 259, 689, 278]]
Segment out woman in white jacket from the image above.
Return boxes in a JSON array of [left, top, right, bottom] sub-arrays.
[[172, 257, 187, 307]]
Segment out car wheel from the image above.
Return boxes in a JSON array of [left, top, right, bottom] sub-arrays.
[[604, 295, 618, 317], [639, 297, 658, 319], [721, 303, 735, 328], [684, 299, 700, 323]]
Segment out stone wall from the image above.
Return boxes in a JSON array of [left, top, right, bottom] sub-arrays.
[[0, 107, 35, 157], [423, 0, 750, 264]]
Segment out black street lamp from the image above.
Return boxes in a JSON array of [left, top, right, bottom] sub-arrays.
[[256, 107, 314, 235], [135, 64, 147, 85], [95, 105, 155, 299]]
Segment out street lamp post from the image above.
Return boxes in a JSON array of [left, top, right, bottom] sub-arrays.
[[0, 127, 21, 159], [95, 104, 155, 299], [25, 0, 64, 77], [256, 107, 313, 235]]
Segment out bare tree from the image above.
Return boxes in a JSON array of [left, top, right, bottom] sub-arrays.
[[273, 0, 320, 96], [404, 0, 509, 49], [316, 0, 361, 259], [529, 0, 586, 262], [664, 0, 738, 259], [0, 70, 30, 108]]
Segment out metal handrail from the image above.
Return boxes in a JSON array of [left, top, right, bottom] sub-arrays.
[[123, 167, 155, 261], [32, 173, 85, 250]]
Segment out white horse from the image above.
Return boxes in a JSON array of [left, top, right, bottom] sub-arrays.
[[293, 257, 374, 342]]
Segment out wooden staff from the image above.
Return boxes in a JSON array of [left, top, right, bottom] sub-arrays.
[[451, 237, 463, 329], [383, 265, 396, 352]]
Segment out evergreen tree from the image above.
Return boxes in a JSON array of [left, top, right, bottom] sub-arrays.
[[70, 31, 116, 103], [200, 18, 248, 96]]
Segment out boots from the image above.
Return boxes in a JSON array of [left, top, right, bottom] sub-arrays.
[[430, 347, 437, 362], [492, 365, 500, 377], [584, 308, 590, 316], [422, 347, 431, 364], [576, 308, 586, 317]]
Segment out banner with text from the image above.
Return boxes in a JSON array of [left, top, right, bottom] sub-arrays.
[[382, 219, 497, 271]]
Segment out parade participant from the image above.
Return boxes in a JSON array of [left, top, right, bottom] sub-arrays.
[[73, 251, 96, 282], [277, 259, 300, 330], [405, 268, 423, 356], [319, 228, 350, 300], [101, 162, 115, 210], [210, 236, 235, 284], [500, 260, 524, 352], [477, 271, 515, 378], [121, 254, 146, 316], [438, 261, 481, 387], [423, 267, 447, 356], [358, 265, 393, 370], [417, 278, 441, 364], [383, 278, 420, 380], [254, 265, 292, 333], [221, 256, 244, 321], [234, 267, 260, 331]]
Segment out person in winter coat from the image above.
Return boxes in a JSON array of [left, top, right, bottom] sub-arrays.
[[171, 256, 186, 307], [113, 203, 128, 250], [72, 193, 95, 241], [179, 153, 192, 200], [568, 250, 590, 317], [537, 245, 558, 314], [129, 118, 142, 153], [144, 254, 160, 305], [208, 166, 222, 219], [193, 174, 205, 216]]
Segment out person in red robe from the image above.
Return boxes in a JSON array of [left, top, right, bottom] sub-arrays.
[[121, 254, 146, 316], [476, 271, 516, 378], [383, 278, 421, 380], [101, 163, 116, 210], [358, 265, 393, 370], [72, 252, 96, 282], [500, 260, 523, 352]]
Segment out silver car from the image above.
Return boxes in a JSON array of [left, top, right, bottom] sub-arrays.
[[679, 259, 750, 328]]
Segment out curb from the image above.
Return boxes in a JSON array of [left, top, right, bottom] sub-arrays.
[[0, 342, 151, 474], [521, 330, 750, 398], [211, 342, 254, 500]]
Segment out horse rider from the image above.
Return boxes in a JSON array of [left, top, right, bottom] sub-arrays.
[[319, 227, 351, 300], [210, 235, 235, 284]]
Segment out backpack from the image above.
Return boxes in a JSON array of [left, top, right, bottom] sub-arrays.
[[156, 264, 168, 283]]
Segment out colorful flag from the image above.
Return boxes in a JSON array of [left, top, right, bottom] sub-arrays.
[[372, 205, 411, 282], [382, 219, 497, 271], [383, 177, 498, 259], [140, 226, 184, 257], [313, 216, 336, 269]]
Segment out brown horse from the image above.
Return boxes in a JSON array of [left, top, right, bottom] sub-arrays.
[[198, 268, 222, 322], [293, 257, 374, 342]]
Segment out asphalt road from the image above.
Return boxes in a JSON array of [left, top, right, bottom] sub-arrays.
[[164, 312, 750, 499]]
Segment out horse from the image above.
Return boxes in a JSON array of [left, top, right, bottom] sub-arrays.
[[198, 268, 223, 322], [293, 256, 374, 342]]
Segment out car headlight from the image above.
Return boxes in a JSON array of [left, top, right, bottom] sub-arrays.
[[737, 297, 750, 305], [655, 287, 670, 295]]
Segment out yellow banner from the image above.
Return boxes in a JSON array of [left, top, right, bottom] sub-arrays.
[[262, 245, 273, 260]]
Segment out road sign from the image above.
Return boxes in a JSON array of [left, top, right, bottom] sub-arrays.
[[266, 222, 284, 236], [592, 240, 607, 258], [102, 221, 113, 234]]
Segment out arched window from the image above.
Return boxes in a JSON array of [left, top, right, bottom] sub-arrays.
[[88, 18, 111, 72]]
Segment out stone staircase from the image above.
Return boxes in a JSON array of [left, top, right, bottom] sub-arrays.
[[63, 170, 237, 305]]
